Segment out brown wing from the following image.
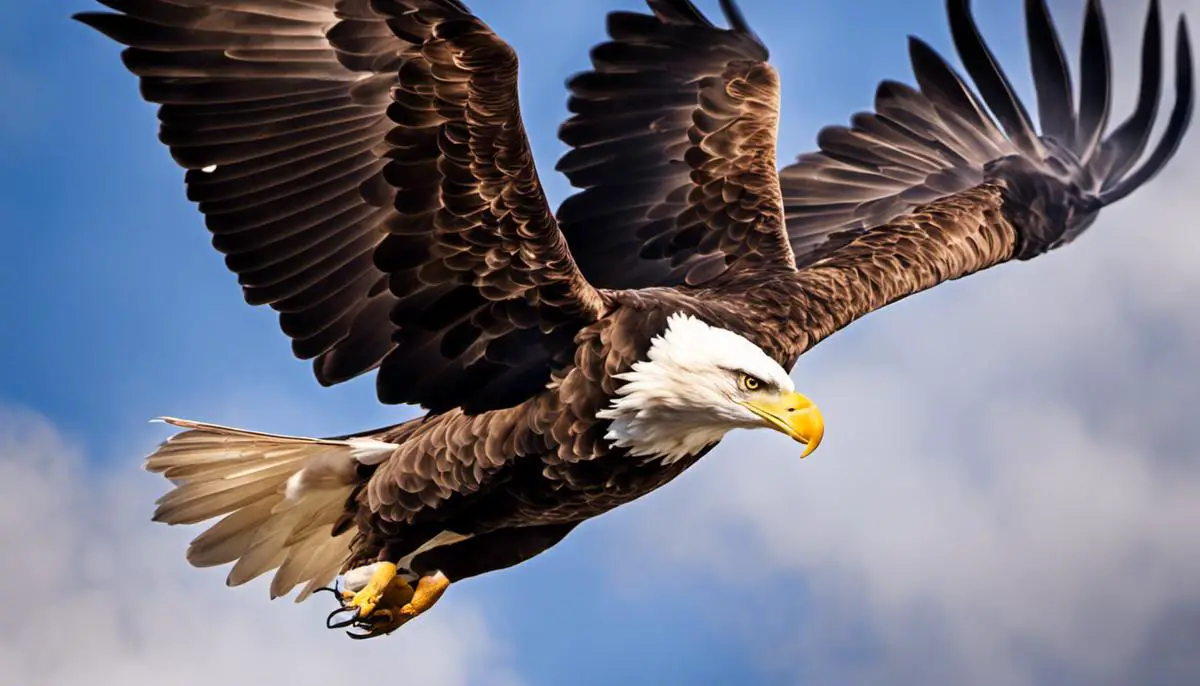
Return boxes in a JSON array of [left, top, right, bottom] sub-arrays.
[[783, 0, 1192, 353], [76, 0, 605, 414], [555, 0, 793, 289], [779, 0, 1192, 269]]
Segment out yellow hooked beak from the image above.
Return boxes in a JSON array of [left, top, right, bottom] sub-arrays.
[[741, 391, 825, 458]]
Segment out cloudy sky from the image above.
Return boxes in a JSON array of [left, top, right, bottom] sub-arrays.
[[2, 0, 1198, 684]]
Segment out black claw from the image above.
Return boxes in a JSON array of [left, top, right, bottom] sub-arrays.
[[327, 615, 360, 630], [346, 629, 378, 640], [341, 609, 403, 640], [347, 618, 379, 639], [321, 583, 397, 638], [311, 583, 343, 600], [345, 619, 398, 640], [326, 605, 362, 630]]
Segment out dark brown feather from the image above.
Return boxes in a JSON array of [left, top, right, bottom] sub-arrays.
[[75, 0, 607, 416], [555, 0, 794, 289], [779, 0, 1192, 268], [75, 1, 403, 390]]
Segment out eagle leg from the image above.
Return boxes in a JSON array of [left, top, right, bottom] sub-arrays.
[[346, 561, 400, 617], [342, 572, 451, 640], [404, 572, 451, 617], [324, 562, 405, 629], [324, 566, 451, 639]]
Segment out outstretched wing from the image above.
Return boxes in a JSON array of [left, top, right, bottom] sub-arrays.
[[76, 0, 605, 414], [782, 0, 1192, 353], [780, 0, 1192, 268], [555, 0, 793, 289]]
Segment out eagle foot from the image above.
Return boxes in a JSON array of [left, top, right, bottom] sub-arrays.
[[322, 566, 450, 639]]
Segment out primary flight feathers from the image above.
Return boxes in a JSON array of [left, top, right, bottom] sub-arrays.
[[75, 0, 1191, 637], [781, 0, 1193, 264]]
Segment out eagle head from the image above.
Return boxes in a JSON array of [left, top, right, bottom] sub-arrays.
[[597, 313, 824, 464]]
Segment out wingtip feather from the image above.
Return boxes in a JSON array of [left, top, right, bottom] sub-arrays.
[[1096, 9, 1194, 205], [946, 0, 1043, 156], [1024, 0, 1077, 145], [718, 0, 752, 35], [1074, 0, 1114, 160]]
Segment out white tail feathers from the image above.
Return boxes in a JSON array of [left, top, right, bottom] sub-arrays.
[[145, 417, 396, 601]]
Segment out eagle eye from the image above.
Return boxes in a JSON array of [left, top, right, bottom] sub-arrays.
[[738, 373, 764, 392]]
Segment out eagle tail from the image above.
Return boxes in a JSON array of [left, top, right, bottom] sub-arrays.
[[143, 417, 397, 602]]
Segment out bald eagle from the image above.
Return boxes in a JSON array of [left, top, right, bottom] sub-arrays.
[[74, 0, 1192, 638]]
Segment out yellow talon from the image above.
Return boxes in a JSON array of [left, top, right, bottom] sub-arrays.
[[346, 561, 398, 618], [327, 567, 450, 639], [380, 576, 415, 607], [399, 571, 450, 618], [341, 580, 412, 605]]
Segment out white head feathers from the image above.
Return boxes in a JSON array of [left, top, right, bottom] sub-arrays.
[[597, 313, 794, 463]]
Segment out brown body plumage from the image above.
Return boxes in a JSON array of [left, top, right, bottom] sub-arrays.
[[76, 0, 1192, 636]]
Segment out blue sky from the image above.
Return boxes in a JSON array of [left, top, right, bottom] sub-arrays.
[[3, 1, 1200, 685]]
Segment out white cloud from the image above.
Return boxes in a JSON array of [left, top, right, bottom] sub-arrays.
[[628, 1, 1200, 684], [0, 405, 521, 686]]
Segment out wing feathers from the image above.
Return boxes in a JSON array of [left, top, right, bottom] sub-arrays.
[[1024, 0, 1076, 146], [1075, 0, 1113, 161], [74, 1, 404, 386], [555, 0, 793, 289], [1099, 16, 1193, 205], [1094, 0, 1162, 184], [781, 0, 1192, 264], [781, 0, 1191, 362], [79, 0, 606, 415], [946, 0, 1042, 158]]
